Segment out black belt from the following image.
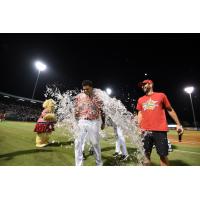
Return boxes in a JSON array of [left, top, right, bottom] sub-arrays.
[[83, 118, 93, 120], [79, 118, 97, 121]]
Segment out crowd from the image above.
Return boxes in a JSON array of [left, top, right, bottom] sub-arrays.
[[0, 101, 41, 122]]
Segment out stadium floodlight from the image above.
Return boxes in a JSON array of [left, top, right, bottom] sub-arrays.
[[35, 61, 47, 71], [32, 60, 47, 99], [184, 86, 197, 129], [106, 88, 112, 95], [184, 86, 194, 94]]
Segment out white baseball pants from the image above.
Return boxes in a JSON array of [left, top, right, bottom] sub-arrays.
[[114, 126, 128, 155], [75, 119, 102, 166]]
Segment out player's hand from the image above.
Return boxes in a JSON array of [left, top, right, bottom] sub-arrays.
[[139, 128, 145, 135], [176, 125, 184, 135], [101, 123, 105, 130]]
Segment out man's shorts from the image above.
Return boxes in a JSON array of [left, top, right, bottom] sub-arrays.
[[142, 131, 169, 157]]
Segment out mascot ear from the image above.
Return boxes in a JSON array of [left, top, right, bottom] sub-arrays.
[[43, 100, 49, 108]]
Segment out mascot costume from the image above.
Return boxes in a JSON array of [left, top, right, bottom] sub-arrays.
[[34, 99, 56, 147]]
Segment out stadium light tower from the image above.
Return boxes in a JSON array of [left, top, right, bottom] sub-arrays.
[[106, 88, 112, 96], [32, 61, 47, 99], [184, 86, 197, 129]]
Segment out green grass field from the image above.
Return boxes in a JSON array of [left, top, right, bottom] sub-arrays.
[[0, 121, 200, 166]]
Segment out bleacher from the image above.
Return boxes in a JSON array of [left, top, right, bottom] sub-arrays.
[[0, 91, 42, 122]]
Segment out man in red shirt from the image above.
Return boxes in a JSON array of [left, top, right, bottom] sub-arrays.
[[136, 80, 183, 166]]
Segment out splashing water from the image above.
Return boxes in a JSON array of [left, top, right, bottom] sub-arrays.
[[45, 86, 80, 139], [93, 89, 145, 165], [45, 87, 145, 165]]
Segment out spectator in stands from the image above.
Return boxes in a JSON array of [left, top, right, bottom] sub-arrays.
[[0, 111, 6, 122], [0, 101, 41, 122]]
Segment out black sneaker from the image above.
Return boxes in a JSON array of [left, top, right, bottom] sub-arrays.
[[120, 155, 129, 161], [83, 151, 86, 160], [89, 148, 94, 155], [113, 152, 119, 157], [168, 148, 173, 152]]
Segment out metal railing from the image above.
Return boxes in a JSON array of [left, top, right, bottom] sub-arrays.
[[0, 91, 42, 103]]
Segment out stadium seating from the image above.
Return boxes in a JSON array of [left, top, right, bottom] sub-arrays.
[[0, 92, 42, 122]]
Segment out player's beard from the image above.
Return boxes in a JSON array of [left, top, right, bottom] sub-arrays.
[[84, 90, 93, 97], [143, 86, 151, 94]]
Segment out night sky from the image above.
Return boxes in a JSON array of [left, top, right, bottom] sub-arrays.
[[0, 34, 199, 125]]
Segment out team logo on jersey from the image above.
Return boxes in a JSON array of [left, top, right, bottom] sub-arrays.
[[142, 98, 158, 111]]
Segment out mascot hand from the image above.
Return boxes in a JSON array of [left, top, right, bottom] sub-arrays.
[[44, 113, 56, 122]]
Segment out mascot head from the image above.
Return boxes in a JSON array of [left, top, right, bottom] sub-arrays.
[[43, 99, 56, 112]]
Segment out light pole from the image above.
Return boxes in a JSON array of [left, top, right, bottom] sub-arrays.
[[32, 61, 47, 99], [106, 88, 112, 96], [184, 86, 197, 129]]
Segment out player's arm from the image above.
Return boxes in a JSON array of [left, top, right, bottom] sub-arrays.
[[163, 93, 183, 134], [136, 99, 144, 133], [74, 97, 79, 120], [101, 111, 105, 130], [98, 99, 105, 130], [137, 111, 142, 127], [166, 107, 184, 134], [137, 111, 144, 134]]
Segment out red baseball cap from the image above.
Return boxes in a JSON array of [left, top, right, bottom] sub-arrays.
[[138, 79, 153, 87]]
